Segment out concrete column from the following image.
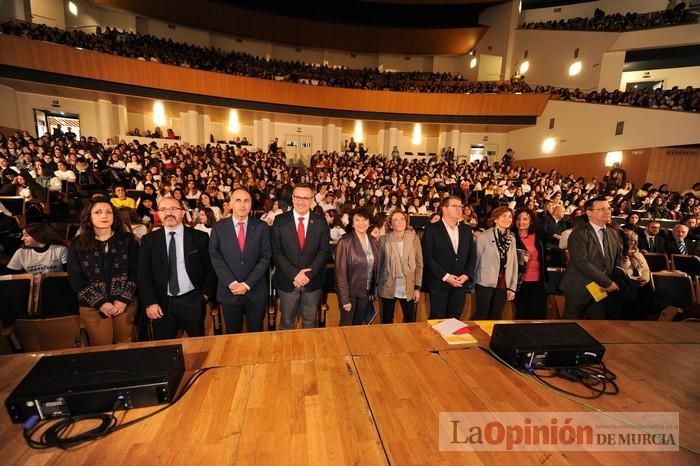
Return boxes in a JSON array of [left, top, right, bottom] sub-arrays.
[[0, 0, 27, 21], [260, 118, 272, 151], [388, 128, 400, 154], [95, 99, 115, 142], [115, 104, 128, 137], [201, 114, 211, 146], [179, 110, 199, 145]]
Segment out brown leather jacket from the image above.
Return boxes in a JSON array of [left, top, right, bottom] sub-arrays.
[[334, 231, 380, 305]]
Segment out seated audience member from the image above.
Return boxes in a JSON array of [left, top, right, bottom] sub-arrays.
[[335, 208, 380, 326], [260, 199, 284, 226], [638, 220, 667, 254], [616, 230, 652, 319], [67, 197, 138, 346], [4, 223, 67, 274], [325, 209, 347, 241], [118, 207, 149, 243], [666, 223, 698, 256], [194, 207, 216, 236], [53, 160, 76, 183], [111, 185, 136, 209]]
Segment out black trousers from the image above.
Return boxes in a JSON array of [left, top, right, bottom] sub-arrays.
[[381, 298, 416, 323], [153, 290, 205, 340], [514, 281, 547, 320], [473, 284, 506, 320], [221, 292, 267, 334], [429, 286, 468, 320], [340, 295, 370, 326]]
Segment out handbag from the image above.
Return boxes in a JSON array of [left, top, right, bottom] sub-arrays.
[[363, 297, 378, 325]]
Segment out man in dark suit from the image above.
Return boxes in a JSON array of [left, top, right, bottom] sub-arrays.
[[666, 223, 698, 256], [422, 195, 476, 319], [271, 183, 331, 329], [637, 220, 667, 254], [138, 197, 216, 340], [542, 204, 569, 266], [209, 188, 271, 333], [560, 197, 622, 320]]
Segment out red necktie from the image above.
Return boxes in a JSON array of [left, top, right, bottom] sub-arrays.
[[297, 217, 305, 250], [237, 222, 245, 253]]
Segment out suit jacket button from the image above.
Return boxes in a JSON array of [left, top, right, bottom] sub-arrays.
[[241, 261, 245, 265]]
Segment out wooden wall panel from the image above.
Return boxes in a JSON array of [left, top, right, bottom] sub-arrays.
[[0, 35, 550, 118], [645, 147, 700, 191], [517, 149, 653, 189]]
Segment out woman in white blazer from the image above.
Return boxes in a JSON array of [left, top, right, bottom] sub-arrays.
[[473, 206, 518, 320]]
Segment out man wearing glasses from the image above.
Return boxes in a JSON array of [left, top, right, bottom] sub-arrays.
[[271, 183, 331, 329], [560, 197, 622, 319], [138, 197, 216, 339], [422, 195, 476, 319]]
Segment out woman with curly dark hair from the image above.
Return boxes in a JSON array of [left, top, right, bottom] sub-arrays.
[[67, 196, 138, 346]]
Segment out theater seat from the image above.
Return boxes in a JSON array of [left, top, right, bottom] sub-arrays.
[[36, 272, 79, 317], [13, 315, 82, 351], [652, 272, 696, 310], [545, 267, 565, 319], [671, 254, 700, 277], [643, 253, 669, 272]]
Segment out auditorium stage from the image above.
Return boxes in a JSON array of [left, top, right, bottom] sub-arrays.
[[0, 321, 699, 465]]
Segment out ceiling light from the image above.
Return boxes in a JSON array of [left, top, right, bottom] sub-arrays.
[[68, 1, 78, 16]]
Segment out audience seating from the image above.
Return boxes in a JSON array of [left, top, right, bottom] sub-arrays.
[[671, 254, 700, 277], [12, 314, 82, 351], [0, 196, 25, 227], [36, 272, 79, 317], [652, 272, 696, 309], [643, 253, 670, 272], [0, 273, 34, 325]]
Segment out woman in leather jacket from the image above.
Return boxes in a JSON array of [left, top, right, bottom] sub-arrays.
[[335, 207, 380, 326]]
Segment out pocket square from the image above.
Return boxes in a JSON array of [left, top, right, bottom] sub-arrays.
[[189, 249, 199, 254]]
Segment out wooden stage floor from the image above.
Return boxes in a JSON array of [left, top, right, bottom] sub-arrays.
[[0, 321, 699, 465]]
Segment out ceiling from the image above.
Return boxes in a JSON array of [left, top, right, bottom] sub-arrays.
[[1, 78, 528, 136], [92, 0, 497, 55]]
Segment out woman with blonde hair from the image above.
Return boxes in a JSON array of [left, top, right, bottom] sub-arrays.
[[377, 209, 423, 323], [473, 206, 518, 320]]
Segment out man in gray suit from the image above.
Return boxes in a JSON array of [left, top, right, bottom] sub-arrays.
[[560, 197, 622, 319], [209, 188, 271, 333]]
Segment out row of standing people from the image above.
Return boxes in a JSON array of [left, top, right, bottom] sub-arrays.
[[62, 186, 632, 347]]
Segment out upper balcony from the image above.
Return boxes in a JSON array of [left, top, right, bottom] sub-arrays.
[[0, 34, 550, 125]]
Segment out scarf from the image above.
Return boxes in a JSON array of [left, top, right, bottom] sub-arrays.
[[385, 231, 417, 279], [494, 228, 512, 269]]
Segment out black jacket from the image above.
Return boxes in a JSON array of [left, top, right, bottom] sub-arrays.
[[137, 226, 216, 309], [271, 211, 331, 292], [421, 220, 476, 291]]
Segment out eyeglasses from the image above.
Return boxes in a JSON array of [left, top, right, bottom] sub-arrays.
[[293, 195, 313, 201], [158, 207, 183, 213]]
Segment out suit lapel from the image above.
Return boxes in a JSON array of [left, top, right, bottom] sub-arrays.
[[244, 219, 254, 254], [183, 227, 192, 271], [158, 228, 168, 268]]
